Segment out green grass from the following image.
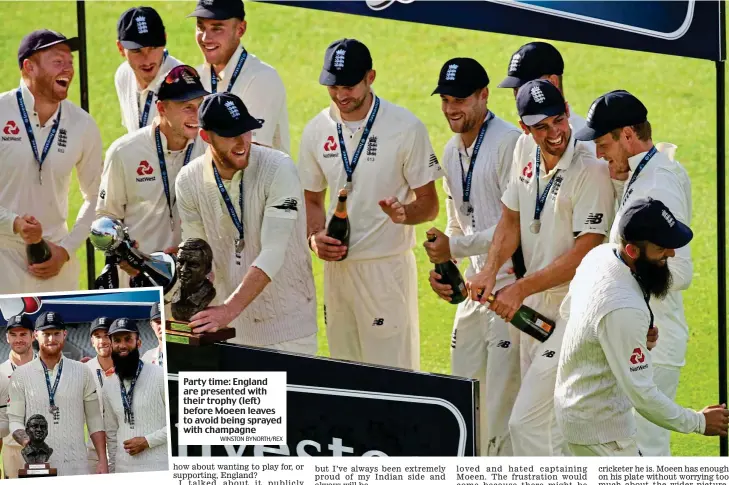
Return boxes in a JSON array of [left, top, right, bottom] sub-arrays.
[[1, 0, 724, 456]]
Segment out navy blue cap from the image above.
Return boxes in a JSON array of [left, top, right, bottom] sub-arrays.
[[7, 314, 34, 332], [575, 90, 649, 141], [117, 7, 166, 49], [498, 42, 564, 89], [199, 92, 262, 138], [18, 29, 80, 69], [89, 316, 113, 336], [34, 311, 65, 332], [108, 318, 139, 336], [516, 79, 566, 126], [619, 198, 693, 249], [319, 38, 372, 87], [188, 0, 245, 20], [432, 58, 489, 98], [157, 65, 210, 102], [150, 302, 161, 320]]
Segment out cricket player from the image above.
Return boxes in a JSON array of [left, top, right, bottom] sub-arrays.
[[423, 58, 521, 455], [300, 38, 442, 370], [103, 318, 167, 473], [0, 29, 102, 294], [8, 311, 107, 475], [115, 6, 183, 134], [467, 80, 614, 456], [555, 198, 729, 456], [190, 0, 290, 154], [176, 92, 317, 352], [85, 316, 114, 474], [575, 90, 694, 456], [141, 302, 164, 367]]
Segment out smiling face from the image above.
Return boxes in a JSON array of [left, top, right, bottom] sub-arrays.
[[23, 44, 74, 102], [157, 97, 203, 140], [195, 18, 245, 66], [203, 130, 252, 172], [90, 328, 111, 358], [35, 329, 65, 357], [440, 88, 488, 134], [117, 44, 166, 87], [522, 110, 571, 158], [7, 327, 33, 356]]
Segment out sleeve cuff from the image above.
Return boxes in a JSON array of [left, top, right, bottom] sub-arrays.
[[695, 411, 706, 435]]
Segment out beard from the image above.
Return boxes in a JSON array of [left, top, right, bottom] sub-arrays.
[[112, 347, 141, 380], [634, 254, 673, 299]]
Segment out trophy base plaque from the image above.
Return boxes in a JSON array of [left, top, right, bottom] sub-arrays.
[[165, 319, 236, 346], [19, 463, 57, 478]]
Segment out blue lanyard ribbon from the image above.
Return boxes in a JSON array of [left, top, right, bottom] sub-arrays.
[[96, 368, 104, 388], [458, 111, 494, 204], [120, 360, 144, 426], [138, 50, 169, 129], [533, 147, 562, 223], [336, 96, 380, 184], [155, 126, 195, 227], [211, 47, 247, 94], [15, 89, 62, 183], [212, 162, 244, 243], [40, 358, 63, 411], [622, 145, 657, 206]]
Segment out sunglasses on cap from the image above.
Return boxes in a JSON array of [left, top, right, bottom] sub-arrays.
[[165, 65, 201, 84]]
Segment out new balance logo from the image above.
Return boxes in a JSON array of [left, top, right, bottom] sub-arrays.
[[451, 329, 457, 349], [662, 209, 676, 227], [445, 64, 458, 81], [496, 340, 511, 349], [135, 16, 148, 34], [508, 53, 521, 74], [373, 318, 384, 326], [542, 350, 555, 358], [273, 198, 298, 212], [334, 49, 346, 70], [530, 86, 545, 103], [99, 189, 106, 200], [585, 213, 603, 225], [323, 305, 327, 325], [428, 153, 441, 170]]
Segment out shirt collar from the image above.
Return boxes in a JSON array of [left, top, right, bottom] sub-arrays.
[[215, 44, 245, 83], [329, 88, 378, 129], [151, 122, 196, 153], [628, 148, 656, 172], [18, 78, 63, 125]]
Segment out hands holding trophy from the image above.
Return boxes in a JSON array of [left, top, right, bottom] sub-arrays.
[[18, 415, 57, 477]]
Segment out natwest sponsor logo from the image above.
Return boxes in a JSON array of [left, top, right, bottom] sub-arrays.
[[519, 160, 533, 184], [629, 347, 648, 372], [323, 135, 339, 158], [2, 121, 21, 142], [136, 160, 156, 182]]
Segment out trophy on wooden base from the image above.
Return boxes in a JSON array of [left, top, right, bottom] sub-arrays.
[[165, 238, 236, 346], [18, 415, 57, 478]]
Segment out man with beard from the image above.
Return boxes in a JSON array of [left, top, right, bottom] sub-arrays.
[[0, 30, 102, 294], [103, 318, 167, 473], [0, 314, 35, 478], [300, 38, 442, 370], [176, 92, 317, 352], [189, 0, 290, 154], [85, 316, 114, 474], [141, 302, 164, 367], [467, 80, 614, 456], [574, 90, 693, 456], [114, 6, 183, 134], [8, 311, 107, 475], [555, 198, 729, 455], [423, 58, 521, 455]]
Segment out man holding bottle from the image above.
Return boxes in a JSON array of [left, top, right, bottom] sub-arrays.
[[423, 58, 521, 456]]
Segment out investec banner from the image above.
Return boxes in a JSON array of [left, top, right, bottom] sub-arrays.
[[167, 343, 478, 456], [264, 0, 723, 61]]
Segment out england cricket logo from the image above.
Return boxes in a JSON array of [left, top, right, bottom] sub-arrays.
[[508, 53, 521, 74], [530, 86, 545, 103], [586, 100, 598, 123], [225, 101, 240, 119], [334, 49, 346, 70], [136, 16, 148, 34], [445, 64, 458, 81]]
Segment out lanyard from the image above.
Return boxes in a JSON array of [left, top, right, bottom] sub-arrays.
[[336, 95, 380, 191], [457, 112, 494, 216], [212, 162, 245, 252], [533, 147, 562, 224], [120, 360, 144, 427], [15, 89, 62, 185], [211, 47, 247, 94], [155, 126, 195, 229], [622, 146, 657, 207], [96, 368, 104, 388], [138, 50, 168, 129], [157, 348, 164, 367], [614, 249, 654, 328], [40, 358, 63, 417]]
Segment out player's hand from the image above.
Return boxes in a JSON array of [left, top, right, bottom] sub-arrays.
[[646, 325, 659, 350], [379, 197, 407, 224], [701, 404, 729, 436], [310, 230, 347, 262], [189, 304, 236, 333], [429, 270, 453, 302], [123, 437, 149, 456], [489, 283, 526, 322], [423, 228, 451, 264], [95, 459, 109, 474], [13, 215, 42, 244], [608, 160, 630, 181], [466, 269, 496, 304], [119, 240, 141, 276], [27, 241, 69, 279], [80, 356, 92, 364]]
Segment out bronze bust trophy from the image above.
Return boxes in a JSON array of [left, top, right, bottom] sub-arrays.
[[18, 415, 57, 477]]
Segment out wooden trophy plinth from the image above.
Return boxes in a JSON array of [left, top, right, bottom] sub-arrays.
[[19, 463, 57, 478], [165, 319, 236, 346]]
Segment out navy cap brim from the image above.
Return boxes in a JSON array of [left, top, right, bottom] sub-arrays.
[[521, 105, 566, 126], [108, 328, 137, 336], [35, 324, 65, 332], [37, 37, 81, 55], [119, 39, 164, 50], [205, 117, 263, 138], [497, 75, 525, 88], [657, 219, 693, 249], [187, 7, 237, 20], [574, 125, 605, 141], [319, 69, 365, 87], [159, 88, 210, 103], [431, 85, 477, 98]]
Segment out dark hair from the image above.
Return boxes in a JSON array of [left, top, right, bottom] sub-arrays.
[[178, 238, 213, 274]]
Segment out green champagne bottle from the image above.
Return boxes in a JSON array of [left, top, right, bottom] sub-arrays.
[[486, 294, 555, 342], [26, 239, 51, 265], [428, 233, 467, 305], [326, 188, 351, 261]]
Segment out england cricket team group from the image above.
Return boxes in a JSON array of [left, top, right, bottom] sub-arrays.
[[0, 0, 727, 468]]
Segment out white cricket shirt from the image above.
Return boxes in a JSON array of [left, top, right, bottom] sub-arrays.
[[299, 91, 444, 261], [198, 45, 290, 154]]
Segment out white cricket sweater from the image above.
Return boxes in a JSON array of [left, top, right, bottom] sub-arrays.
[[8, 356, 103, 476], [102, 363, 168, 473], [85, 357, 114, 463], [555, 244, 705, 445]]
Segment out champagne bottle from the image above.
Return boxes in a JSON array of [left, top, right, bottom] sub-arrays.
[[486, 294, 555, 342], [26, 239, 51, 265], [427, 233, 467, 305], [326, 188, 351, 261], [511, 245, 527, 279]]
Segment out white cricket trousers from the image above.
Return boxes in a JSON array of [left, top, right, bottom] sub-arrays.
[[634, 364, 681, 456], [261, 333, 318, 356], [324, 251, 419, 370], [0, 245, 80, 295], [508, 290, 569, 456], [451, 297, 521, 456], [568, 438, 640, 457]]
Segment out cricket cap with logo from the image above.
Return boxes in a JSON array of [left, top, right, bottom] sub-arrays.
[[34, 311, 65, 331], [89, 316, 113, 336], [575, 90, 649, 141], [516, 79, 566, 126], [6, 314, 34, 332], [431, 57, 489, 98], [150, 302, 161, 321], [498, 41, 564, 89], [319, 38, 373, 87], [199, 92, 262, 138], [619, 197, 693, 249], [108, 317, 140, 336], [117, 7, 166, 50], [17, 29, 80, 69], [188, 0, 245, 20], [157, 65, 210, 102]]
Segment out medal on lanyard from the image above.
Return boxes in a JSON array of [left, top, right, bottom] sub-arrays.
[[621, 146, 657, 207], [530, 147, 562, 235], [15, 89, 62, 185], [212, 162, 245, 254], [458, 112, 493, 217], [41, 358, 63, 423], [155, 126, 195, 231], [211, 48, 247, 94], [337, 96, 380, 193], [120, 361, 143, 429]]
